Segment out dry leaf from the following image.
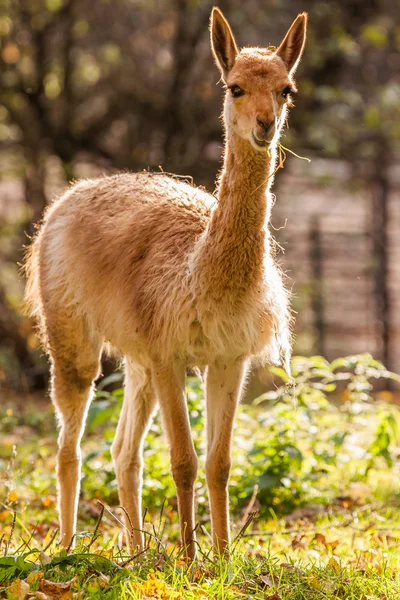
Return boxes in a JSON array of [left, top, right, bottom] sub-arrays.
[[98, 573, 110, 588], [279, 562, 294, 570], [328, 539, 339, 551], [27, 571, 44, 585], [286, 503, 325, 522], [259, 574, 274, 587], [39, 578, 75, 599], [259, 572, 280, 589], [266, 594, 282, 600], [291, 534, 306, 549], [314, 533, 339, 552], [308, 576, 321, 590], [8, 490, 19, 503], [314, 533, 326, 546], [7, 579, 30, 600], [0, 509, 11, 522], [39, 553, 52, 565], [327, 557, 341, 574], [41, 496, 56, 508]]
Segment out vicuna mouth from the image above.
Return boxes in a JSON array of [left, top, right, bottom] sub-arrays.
[[252, 132, 272, 148]]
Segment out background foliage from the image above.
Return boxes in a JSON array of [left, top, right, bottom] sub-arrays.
[[0, 0, 400, 388]]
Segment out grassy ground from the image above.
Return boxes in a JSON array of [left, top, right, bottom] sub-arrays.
[[1, 356, 400, 599]]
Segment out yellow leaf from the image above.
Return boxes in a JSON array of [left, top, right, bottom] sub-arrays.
[[7, 579, 30, 600], [328, 557, 341, 574], [27, 571, 44, 585], [8, 490, 19, 502], [41, 496, 56, 508], [6, 408, 13, 417], [377, 391, 394, 403], [0, 509, 11, 522], [308, 576, 320, 590]]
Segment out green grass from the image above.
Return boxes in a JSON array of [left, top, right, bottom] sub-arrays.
[[1, 354, 400, 598]]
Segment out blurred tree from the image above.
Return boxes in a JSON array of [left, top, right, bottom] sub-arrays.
[[0, 0, 399, 387]]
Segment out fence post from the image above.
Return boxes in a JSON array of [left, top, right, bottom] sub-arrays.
[[371, 172, 391, 376], [309, 215, 325, 356]]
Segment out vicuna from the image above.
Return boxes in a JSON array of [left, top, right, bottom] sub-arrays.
[[25, 7, 307, 558]]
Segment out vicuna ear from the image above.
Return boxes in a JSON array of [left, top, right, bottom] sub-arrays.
[[210, 7, 239, 80], [276, 13, 307, 75]]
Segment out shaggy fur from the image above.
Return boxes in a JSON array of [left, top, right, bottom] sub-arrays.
[[24, 8, 307, 558]]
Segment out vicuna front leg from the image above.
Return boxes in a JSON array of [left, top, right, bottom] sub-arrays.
[[151, 362, 198, 559], [206, 359, 247, 555], [111, 361, 156, 552]]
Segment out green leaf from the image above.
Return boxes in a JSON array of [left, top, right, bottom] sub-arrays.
[[258, 471, 281, 490], [362, 24, 388, 47], [269, 366, 289, 383], [97, 373, 124, 391]]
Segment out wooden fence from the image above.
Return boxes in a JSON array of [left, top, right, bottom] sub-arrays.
[[274, 157, 400, 378]]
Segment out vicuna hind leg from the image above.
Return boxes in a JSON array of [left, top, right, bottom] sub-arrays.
[[47, 312, 102, 548], [111, 360, 157, 552], [206, 358, 247, 555]]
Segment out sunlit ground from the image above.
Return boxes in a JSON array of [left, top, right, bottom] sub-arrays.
[[1, 358, 400, 598]]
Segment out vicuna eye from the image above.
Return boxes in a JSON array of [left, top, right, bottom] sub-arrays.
[[281, 85, 295, 99], [230, 85, 245, 98]]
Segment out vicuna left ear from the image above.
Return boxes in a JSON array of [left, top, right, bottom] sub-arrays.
[[275, 13, 308, 75], [210, 7, 239, 80]]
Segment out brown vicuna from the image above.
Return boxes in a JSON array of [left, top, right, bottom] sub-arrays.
[[24, 8, 307, 558]]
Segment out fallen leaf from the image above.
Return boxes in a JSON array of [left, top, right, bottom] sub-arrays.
[[39, 553, 52, 565], [33, 524, 50, 538], [266, 594, 282, 600], [328, 539, 339, 551], [314, 533, 339, 552], [98, 573, 110, 588], [39, 578, 75, 599], [7, 579, 30, 600], [8, 490, 19, 503], [41, 496, 56, 508], [327, 557, 341, 574], [286, 503, 326, 522], [279, 562, 294, 570], [291, 534, 306, 549], [259, 574, 274, 587], [308, 576, 321, 590], [335, 495, 354, 509], [314, 533, 326, 546], [27, 571, 44, 585], [0, 510, 11, 522]]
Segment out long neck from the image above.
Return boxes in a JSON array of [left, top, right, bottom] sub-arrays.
[[193, 127, 278, 299], [217, 131, 277, 228]]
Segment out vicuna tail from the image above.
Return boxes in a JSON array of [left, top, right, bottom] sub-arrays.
[[23, 236, 46, 346]]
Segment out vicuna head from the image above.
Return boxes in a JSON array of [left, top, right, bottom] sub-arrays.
[[210, 8, 307, 151]]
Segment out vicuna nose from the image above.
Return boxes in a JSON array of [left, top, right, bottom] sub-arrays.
[[256, 118, 273, 134]]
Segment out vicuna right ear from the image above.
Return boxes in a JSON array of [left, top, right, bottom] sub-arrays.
[[210, 7, 239, 81]]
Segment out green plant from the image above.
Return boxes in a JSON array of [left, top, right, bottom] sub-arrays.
[[80, 354, 400, 517]]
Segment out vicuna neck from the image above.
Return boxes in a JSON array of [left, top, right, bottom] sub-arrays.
[[192, 117, 279, 301], [217, 129, 276, 228]]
